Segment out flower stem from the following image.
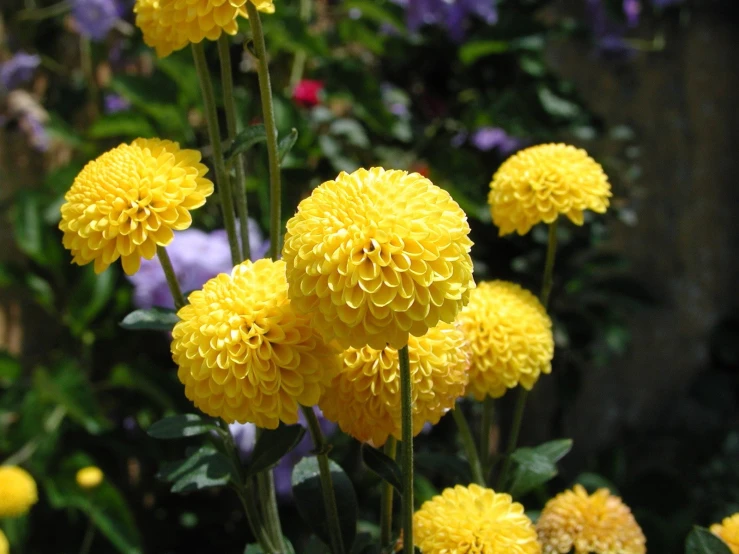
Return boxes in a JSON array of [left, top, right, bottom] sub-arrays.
[[495, 388, 528, 490], [288, 0, 311, 90], [157, 246, 186, 310], [452, 403, 485, 486], [380, 436, 397, 548], [217, 35, 251, 262], [191, 42, 241, 266], [78, 516, 95, 554], [398, 344, 414, 553], [480, 396, 495, 478], [539, 221, 559, 310], [246, 3, 282, 260], [301, 406, 345, 554], [257, 470, 286, 552]]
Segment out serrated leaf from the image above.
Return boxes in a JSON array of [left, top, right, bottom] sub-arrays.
[[292, 456, 357, 551], [278, 128, 299, 163], [147, 414, 218, 439], [361, 444, 402, 493], [120, 308, 179, 331], [247, 424, 306, 476], [685, 527, 733, 554], [224, 125, 268, 162], [158, 444, 233, 493]]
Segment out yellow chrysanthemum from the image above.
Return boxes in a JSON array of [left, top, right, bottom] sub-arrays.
[[134, 0, 275, 58], [0, 466, 38, 518], [283, 167, 475, 351], [537, 485, 646, 554], [711, 513, 739, 554], [488, 143, 612, 236], [414, 484, 541, 554], [172, 259, 340, 429], [319, 322, 469, 446], [457, 280, 553, 400], [76, 466, 104, 489], [0, 529, 8, 554], [60, 139, 213, 276]]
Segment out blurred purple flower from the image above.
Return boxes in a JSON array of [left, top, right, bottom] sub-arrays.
[[104, 93, 131, 114], [229, 408, 337, 501], [0, 52, 40, 90], [126, 220, 268, 309], [4, 90, 50, 152], [396, 0, 497, 41], [585, 0, 633, 57], [470, 127, 521, 155], [451, 131, 468, 148], [71, 0, 120, 41], [622, 0, 641, 27], [21, 114, 50, 151], [651, 0, 683, 6]]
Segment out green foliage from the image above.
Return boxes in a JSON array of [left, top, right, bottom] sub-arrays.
[[361, 444, 402, 494], [157, 443, 235, 493], [120, 308, 179, 331], [506, 439, 573, 498], [247, 424, 306, 476], [147, 414, 220, 439], [685, 527, 733, 554]]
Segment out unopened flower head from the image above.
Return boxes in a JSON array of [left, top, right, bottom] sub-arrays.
[[283, 167, 475, 350], [172, 259, 341, 429], [457, 280, 553, 400], [134, 0, 275, 58], [319, 322, 469, 447], [0, 466, 38, 517], [60, 138, 214, 276], [711, 513, 739, 554], [488, 143, 612, 236], [76, 466, 104, 489], [414, 484, 541, 554], [537, 485, 646, 554]]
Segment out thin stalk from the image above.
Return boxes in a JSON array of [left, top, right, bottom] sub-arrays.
[[480, 397, 495, 477], [380, 436, 397, 547], [288, 0, 312, 89], [80, 36, 98, 109], [495, 388, 528, 490], [539, 221, 559, 309], [156, 246, 186, 310], [217, 35, 251, 261], [191, 42, 241, 265], [258, 471, 286, 552], [301, 406, 345, 554], [452, 404, 485, 486], [2, 405, 65, 466], [398, 345, 414, 553], [78, 517, 95, 554], [246, 3, 282, 260]]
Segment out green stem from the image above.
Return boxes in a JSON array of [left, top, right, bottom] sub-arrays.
[[452, 403, 485, 486], [302, 406, 345, 554], [540, 221, 559, 310], [157, 246, 186, 310], [78, 517, 95, 554], [80, 36, 98, 109], [191, 42, 241, 266], [246, 3, 282, 260], [288, 0, 311, 89], [218, 36, 251, 261], [495, 388, 528, 490], [258, 471, 286, 552], [398, 344, 414, 553], [16, 0, 70, 21], [480, 397, 495, 478], [380, 436, 397, 548]]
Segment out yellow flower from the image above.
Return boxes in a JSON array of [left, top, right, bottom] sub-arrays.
[[60, 139, 213, 276], [414, 484, 541, 554], [537, 485, 646, 554], [134, 0, 275, 58], [172, 259, 340, 429], [283, 167, 475, 351], [488, 143, 612, 236], [0, 529, 8, 554], [711, 513, 739, 554], [0, 466, 38, 518], [76, 466, 104, 489], [457, 280, 553, 400], [319, 322, 469, 446]]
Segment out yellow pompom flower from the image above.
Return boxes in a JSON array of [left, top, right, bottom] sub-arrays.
[[413, 484, 541, 554], [60, 139, 213, 276], [76, 466, 104, 489], [172, 259, 340, 429], [0, 466, 38, 518], [283, 167, 475, 351], [134, 0, 275, 58], [457, 280, 553, 400], [488, 143, 612, 236], [537, 485, 646, 554], [711, 513, 739, 554], [0, 529, 8, 554], [319, 322, 469, 446]]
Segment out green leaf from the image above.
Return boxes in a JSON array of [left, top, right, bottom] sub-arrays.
[[533, 439, 573, 463], [245, 539, 295, 554], [224, 124, 268, 162], [685, 527, 733, 554], [246, 424, 306, 476], [68, 265, 116, 334], [459, 40, 509, 65], [147, 414, 219, 439], [507, 439, 573, 498], [292, 456, 357, 551], [120, 308, 179, 331], [157, 444, 234, 493], [12, 191, 43, 264], [361, 444, 402, 493], [537, 87, 581, 119], [88, 113, 156, 139], [342, 0, 405, 31], [278, 128, 299, 163]]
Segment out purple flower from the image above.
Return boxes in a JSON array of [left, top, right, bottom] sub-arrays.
[[229, 408, 337, 501], [397, 0, 497, 41], [470, 127, 521, 155], [4, 90, 50, 152], [585, 0, 633, 57], [71, 0, 120, 41], [126, 220, 268, 309], [104, 93, 131, 114], [622, 0, 641, 27], [0, 52, 40, 90]]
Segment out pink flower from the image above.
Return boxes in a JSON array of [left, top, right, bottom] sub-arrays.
[[292, 79, 324, 108]]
